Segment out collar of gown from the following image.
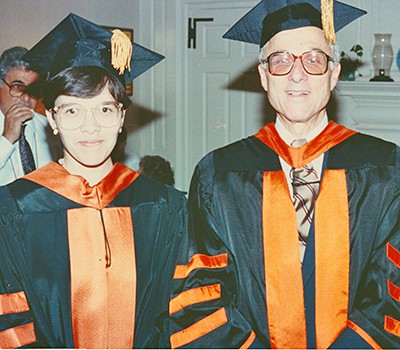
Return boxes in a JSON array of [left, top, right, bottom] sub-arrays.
[[23, 162, 139, 209], [254, 121, 357, 168]]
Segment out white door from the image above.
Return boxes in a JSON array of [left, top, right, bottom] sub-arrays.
[[177, 0, 274, 190]]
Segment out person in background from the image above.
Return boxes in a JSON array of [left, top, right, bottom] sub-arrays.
[[139, 155, 175, 186], [168, 0, 400, 348], [0, 46, 58, 185], [0, 13, 186, 348]]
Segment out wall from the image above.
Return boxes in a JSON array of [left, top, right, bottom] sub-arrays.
[[335, 0, 400, 81], [331, 0, 400, 147], [0, 1, 141, 54]]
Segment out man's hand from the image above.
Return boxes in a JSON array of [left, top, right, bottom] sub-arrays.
[[2, 104, 34, 144]]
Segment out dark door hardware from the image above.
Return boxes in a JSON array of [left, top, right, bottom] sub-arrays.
[[188, 17, 214, 49]]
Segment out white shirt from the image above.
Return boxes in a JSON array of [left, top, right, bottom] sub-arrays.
[[275, 115, 328, 199], [275, 115, 328, 262], [0, 110, 59, 185]]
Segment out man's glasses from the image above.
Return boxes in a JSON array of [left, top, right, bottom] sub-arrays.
[[261, 50, 334, 76], [1, 77, 42, 99], [51, 102, 123, 130]]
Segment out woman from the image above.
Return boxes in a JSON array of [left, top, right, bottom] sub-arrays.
[[0, 14, 186, 348]]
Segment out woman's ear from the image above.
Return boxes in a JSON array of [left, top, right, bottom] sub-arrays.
[[120, 110, 126, 129]]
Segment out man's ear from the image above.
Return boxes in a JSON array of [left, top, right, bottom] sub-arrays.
[[258, 64, 269, 92], [330, 62, 341, 91], [45, 109, 57, 131]]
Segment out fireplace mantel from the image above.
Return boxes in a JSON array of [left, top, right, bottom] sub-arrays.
[[333, 81, 400, 144], [336, 81, 400, 102]]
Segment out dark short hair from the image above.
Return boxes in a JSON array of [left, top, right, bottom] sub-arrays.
[[139, 155, 175, 186], [0, 46, 45, 81], [42, 66, 131, 110]]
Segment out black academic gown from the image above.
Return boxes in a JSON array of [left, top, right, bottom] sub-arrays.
[[168, 121, 400, 349], [0, 162, 187, 348]]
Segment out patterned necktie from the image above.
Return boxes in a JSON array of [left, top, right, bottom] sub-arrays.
[[290, 138, 320, 261], [19, 124, 36, 174]]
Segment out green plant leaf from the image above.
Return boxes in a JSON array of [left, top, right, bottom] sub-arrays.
[[350, 44, 363, 57]]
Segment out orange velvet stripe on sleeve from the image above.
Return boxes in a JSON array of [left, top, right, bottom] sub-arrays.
[[240, 330, 256, 349], [384, 316, 400, 338], [387, 243, 400, 268], [347, 320, 382, 349], [0, 291, 29, 315], [169, 284, 221, 315], [388, 280, 400, 302], [170, 307, 228, 349], [0, 323, 36, 348], [173, 253, 228, 279]]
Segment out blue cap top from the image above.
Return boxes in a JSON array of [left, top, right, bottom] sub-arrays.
[[223, 0, 366, 47], [23, 13, 165, 84]]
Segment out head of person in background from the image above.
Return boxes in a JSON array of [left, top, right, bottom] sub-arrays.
[[23, 14, 164, 185], [0, 47, 46, 143], [139, 155, 175, 186], [0, 47, 55, 183]]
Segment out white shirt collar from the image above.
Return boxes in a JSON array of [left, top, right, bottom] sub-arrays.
[[275, 114, 329, 146]]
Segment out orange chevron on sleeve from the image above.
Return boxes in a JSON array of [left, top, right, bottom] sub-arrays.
[[384, 316, 400, 338], [240, 330, 256, 349], [170, 307, 227, 348], [0, 291, 29, 316], [169, 284, 221, 315], [388, 280, 400, 302], [173, 253, 228, 279], [387, 243, 400, 268], [0, 323, 36, 348], [347, 320, 382, 349]]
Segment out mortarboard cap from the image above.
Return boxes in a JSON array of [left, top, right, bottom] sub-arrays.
[[223, 0, 366, 47], [23, 13, 165, 84]]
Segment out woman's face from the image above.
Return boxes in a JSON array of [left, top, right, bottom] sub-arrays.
[[46, 84, 125, 168]]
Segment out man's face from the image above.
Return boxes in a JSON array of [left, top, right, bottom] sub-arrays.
[[0, 66, 40, 115], [258, 26, 341, 127]]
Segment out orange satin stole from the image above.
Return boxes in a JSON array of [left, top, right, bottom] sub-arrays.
[[257, 123, 354, 348]]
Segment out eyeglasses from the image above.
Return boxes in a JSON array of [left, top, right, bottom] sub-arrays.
[[1, 77, 42, 99], [261, 50, 334, 76], [51, 102, 123, 130]]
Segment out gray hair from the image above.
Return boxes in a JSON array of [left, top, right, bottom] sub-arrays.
[[0, 46, 32, 82], [258, 43, 341, 70]]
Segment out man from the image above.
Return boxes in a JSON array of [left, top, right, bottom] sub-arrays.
[[0, 46, 57, 185], [168, 1, 400, 348]]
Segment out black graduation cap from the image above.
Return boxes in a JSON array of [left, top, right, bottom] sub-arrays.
[[223, 0, 367, 47], [23, 13, 164, 84]]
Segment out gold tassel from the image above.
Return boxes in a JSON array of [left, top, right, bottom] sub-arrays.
[[321, 0, 336, 45], [111, 29, 132, 75]]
